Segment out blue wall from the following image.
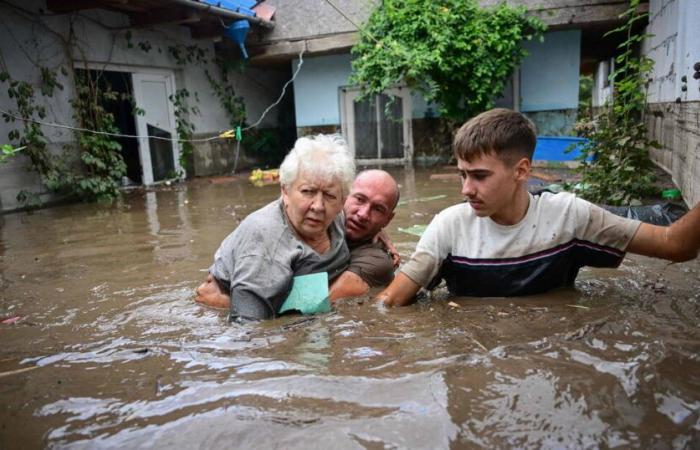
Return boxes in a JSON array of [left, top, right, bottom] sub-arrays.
[[520, 30, 581, 112], [292, 29, 581, 127], [292, 53, 352, 127], [292, 53, 437, 126]]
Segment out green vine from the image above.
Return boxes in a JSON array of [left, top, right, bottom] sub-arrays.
[[69, 70, 127, 201], [1, 11, 131, 206], [0, 144, 25, 164], [351, 0, 546, 122], [169, 88, 200, 173], [0, 69, 63, 197], [572, 0, 658, 205], [205, 57, 246, 129]]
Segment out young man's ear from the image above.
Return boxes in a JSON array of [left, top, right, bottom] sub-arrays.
[[514, 157, 531, 182]]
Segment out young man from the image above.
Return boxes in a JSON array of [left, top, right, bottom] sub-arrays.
[[195, 169, 400, 308], [376, 108, 700, 307]]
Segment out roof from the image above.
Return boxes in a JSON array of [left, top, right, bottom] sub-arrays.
[[46, 0, 275, 40]]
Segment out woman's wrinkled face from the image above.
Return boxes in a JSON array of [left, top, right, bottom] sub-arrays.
[[281, 173, 344, 243]]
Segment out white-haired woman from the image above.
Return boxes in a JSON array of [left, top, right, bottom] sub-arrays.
[[196, 134, 355, 321]]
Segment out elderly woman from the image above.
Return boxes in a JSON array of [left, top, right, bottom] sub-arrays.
[[196, 134, 355, 321]]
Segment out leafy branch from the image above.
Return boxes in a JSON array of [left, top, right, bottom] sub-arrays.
[[572, 0, 658, 205], [351, 0, 546, 122]]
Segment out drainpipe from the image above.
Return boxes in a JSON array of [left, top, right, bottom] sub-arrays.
[[169, 0, 275, 29]]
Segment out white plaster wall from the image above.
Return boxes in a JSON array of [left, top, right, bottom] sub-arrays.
[[592, 58, 614, 107], [644, 0, 700, 103], [0, 0, 282, 211], [644, 0, 700, 206]]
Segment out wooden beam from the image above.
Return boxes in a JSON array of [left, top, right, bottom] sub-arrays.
[[248, 32, 359, 63], [533, 2, 649, 28], [132, 9, 201, 27], [46, 0, 128, 13]]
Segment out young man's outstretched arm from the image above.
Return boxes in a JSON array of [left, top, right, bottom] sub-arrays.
[[626, 203, 700, 261], [374, 273, 422, 307]]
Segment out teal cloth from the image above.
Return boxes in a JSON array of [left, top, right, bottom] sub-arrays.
[[279, 272, 331, 315]]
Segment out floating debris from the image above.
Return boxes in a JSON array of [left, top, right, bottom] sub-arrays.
[[398, 224, 428, 237]]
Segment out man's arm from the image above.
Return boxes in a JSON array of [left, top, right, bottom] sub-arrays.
[[194, 274, 231, 309], [329, 271, 370, 301], [374, 273, 422, 307], [626, 203, 700, 261]]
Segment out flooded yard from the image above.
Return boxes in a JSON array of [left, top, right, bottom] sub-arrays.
[[1, 167, 699, 449]]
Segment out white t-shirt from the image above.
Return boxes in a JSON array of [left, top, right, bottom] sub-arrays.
[[401, 192, 641, 297]]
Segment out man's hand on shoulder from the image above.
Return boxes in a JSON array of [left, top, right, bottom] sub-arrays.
[[194, 274, 231, 309], [373, 229, 401, 268]]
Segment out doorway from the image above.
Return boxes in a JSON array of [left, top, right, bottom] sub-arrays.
[[131, 72, 181, 184], [80, 65, 182, 186], [76, 69, 141, 184]]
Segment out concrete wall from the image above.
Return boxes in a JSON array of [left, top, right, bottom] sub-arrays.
[[643, 0, 700, 206], [0, 0, 286, 212], [292, 53, 352, 127]]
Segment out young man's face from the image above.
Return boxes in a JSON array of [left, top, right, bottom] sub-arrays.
[[457, 153, 529, 225]]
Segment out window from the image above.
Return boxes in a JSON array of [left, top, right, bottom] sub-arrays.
[[339, 86, 413, 164]]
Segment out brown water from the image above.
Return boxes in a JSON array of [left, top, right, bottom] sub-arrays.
[[1, 167, 699, 449]]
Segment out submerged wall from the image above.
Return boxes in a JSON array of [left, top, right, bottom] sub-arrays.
[[643, 0, 700, 206]]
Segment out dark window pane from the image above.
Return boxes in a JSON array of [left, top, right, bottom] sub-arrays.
[[353, 96, 377, 159], [147, 124, 175, 181], [379, 94, 404, 159]]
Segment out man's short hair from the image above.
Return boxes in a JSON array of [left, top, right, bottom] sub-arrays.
[[453, 108, 537, 165]]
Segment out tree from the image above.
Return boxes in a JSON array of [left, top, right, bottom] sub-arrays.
[[350, 0, 546, 122]]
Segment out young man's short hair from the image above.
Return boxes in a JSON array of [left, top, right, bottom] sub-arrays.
[[453, 108, 537, 165]]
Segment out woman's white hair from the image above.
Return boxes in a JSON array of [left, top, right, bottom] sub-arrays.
[[279, 134, 356, 196]]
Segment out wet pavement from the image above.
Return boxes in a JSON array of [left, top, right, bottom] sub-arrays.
[[1, 167, 699, 449]]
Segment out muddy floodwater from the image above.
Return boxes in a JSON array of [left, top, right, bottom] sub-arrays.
[[1, 167, 699, 449]]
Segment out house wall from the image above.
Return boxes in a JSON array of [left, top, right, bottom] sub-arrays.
[[292, 53, 351, 128], [291, 53, 442, 162], [291, 29, 582, 161], [520, 30, 581, 136], [0, 0, 285, 212], [643, 0, 700, 206]]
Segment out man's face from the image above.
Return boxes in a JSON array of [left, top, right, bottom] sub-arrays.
[[457, 153, 529, 225], [344, 174, 396, 242]]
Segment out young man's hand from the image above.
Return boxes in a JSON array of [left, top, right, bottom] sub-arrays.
[[374, 273, 421, 307], [627, 202, 700, 261]]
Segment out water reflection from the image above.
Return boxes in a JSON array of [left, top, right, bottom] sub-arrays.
[[0, 169, 699, 448]]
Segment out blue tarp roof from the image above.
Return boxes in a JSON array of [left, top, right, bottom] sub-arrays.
[[198, 0, 257, 17]]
